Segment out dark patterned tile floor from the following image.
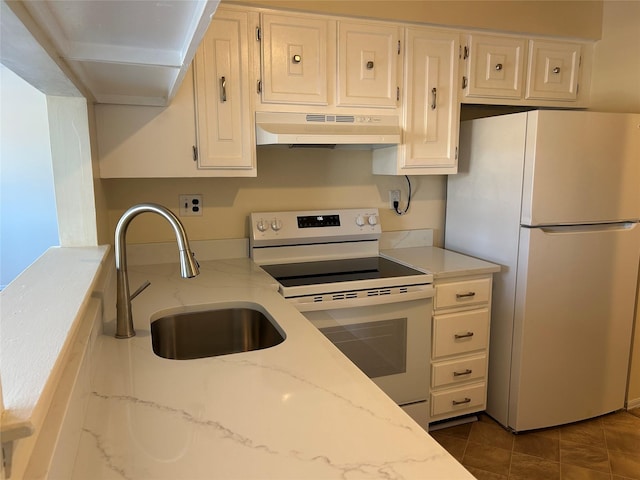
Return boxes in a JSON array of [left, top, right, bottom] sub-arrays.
[[430, 408, 640, 480]]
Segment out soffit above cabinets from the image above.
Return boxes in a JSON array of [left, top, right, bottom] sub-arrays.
[[19, 0, 220, 106]]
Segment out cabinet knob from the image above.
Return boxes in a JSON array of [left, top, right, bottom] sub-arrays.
[[431, 87, 437, 110], [366, 61, 374, 70], [495, 63, 503, 71], [292, 54, 302, 64], [552, 66, 561, 74], [452, 397, 472, 406]]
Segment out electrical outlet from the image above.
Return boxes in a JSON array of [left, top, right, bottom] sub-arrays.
[[389, 190, 401, 209], [179, 194, 203, 216]]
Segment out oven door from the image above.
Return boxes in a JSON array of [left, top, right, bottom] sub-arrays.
[[300, 295, 432, 409]]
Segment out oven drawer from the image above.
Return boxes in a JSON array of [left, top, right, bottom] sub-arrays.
[[432, 308, 489, 358], [431, 354, 487, 388], [435, 278, 491, 310], [431, 382, 486, 417]]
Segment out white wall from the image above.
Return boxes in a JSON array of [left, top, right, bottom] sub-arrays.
[[0, 64, 59, 289], [589, 0, 640, 112]]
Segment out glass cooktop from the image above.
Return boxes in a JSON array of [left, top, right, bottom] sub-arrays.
[[260, 257, 426, 288]]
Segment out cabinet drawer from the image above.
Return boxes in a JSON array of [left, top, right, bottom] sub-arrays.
[[433, 308, 489, 358], [431, 382, 486, 417], [435, 277, 491, 310], [432, 354, 487, 388]]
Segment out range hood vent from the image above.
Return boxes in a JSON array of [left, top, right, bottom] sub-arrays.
[[255, 112, 402, 148]]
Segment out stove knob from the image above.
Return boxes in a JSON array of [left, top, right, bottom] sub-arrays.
[[356, 215, 366, 226], [256, 220, 269, 232], [271, 219, 283, 231], [367, 215, 378, 226]]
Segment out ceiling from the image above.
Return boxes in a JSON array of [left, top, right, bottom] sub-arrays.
[[1, 0, 220, 106]]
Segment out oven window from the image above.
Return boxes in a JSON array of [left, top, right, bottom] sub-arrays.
[[319, 318, 407, 379]]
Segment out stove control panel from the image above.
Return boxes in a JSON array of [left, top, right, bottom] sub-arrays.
[[250, 208, 381, 247]]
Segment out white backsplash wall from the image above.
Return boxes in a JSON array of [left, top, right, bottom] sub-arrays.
[[103, 148, 447, 247]]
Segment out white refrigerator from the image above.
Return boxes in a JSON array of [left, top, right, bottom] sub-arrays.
[[445, 110, 640, 432]]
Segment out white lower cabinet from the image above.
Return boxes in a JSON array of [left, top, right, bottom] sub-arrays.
[[430, 274, 492, 422], [431, 383, 487, 417]]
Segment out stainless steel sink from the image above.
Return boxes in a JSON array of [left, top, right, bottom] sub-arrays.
[[151, 307, 285, 360]]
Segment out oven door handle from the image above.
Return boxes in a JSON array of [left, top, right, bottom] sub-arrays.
[[292, 286, 434, 312]]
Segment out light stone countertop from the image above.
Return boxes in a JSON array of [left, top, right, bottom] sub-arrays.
[[381, 246, 501, 279], [71, 257, 475, 479]]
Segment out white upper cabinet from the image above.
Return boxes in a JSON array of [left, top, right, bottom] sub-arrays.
[[463, 33, 588, 106], [260, 13, 331, 105], [373, 27, 460, 175], [464, 34, 527, 99], [97, 66, 200, 178], [337, 21, 402, 108], [194, 7, 257, 175], [96, 4, 595, 178], [526, 40, 582, 101]]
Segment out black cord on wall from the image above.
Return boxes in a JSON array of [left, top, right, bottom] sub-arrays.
[[393, 175, 412, 215]]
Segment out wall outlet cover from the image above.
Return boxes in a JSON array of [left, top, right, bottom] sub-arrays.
[[179, 194, 202, 216]]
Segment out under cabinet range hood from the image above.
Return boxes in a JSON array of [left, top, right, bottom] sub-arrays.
[[255, 112, 402, 148]]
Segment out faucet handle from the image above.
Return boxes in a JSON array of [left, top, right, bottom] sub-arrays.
[[130, 280, 151, 300]]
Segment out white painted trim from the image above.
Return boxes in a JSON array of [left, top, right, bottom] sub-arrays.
[[47, 96, 98, 247], [626, 398, 640, 410]]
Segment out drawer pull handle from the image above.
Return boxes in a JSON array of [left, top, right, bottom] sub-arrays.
[[453, 369, 473, 377], [454, 331, 474, 339], [456, 291, 476, 299], [452, 397, 472, 406]]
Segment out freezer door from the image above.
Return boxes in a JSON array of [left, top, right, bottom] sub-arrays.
[[522, 111, 640, 226], [509, 222, 640, 431]]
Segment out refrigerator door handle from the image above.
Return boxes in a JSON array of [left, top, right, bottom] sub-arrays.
[[538, 222, 638, 235]]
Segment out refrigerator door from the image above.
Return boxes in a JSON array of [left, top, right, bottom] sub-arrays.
[[509, 222, 640, 431], [522, 111, 640, 226]]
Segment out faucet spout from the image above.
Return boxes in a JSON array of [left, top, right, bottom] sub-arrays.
[[115, 203, 200, 338]]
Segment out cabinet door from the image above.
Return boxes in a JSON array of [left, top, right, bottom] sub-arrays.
[[337, 21, 401, 108], [97, 67, 198, 178], [403, 27, 459, 170], [373, 28, 459, 175], [465, 34, 526, 99], [526, 40, 581, 101], [260, 13, 329, 105], [194, 8, 256, 175]]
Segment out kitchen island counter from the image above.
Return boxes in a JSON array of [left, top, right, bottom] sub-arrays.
[[71, 258, 475, 479]]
